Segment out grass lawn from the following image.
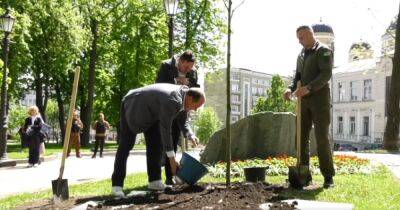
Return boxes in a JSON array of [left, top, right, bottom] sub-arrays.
[[6, 141, 146, 160], [0, 166, 399, 210]]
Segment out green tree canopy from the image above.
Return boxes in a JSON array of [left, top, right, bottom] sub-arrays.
[[252, 75, 295, 113], [194, 107, 222, 145]]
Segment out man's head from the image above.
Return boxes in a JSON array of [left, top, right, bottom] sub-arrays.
[[296, 25, 316, 49], [184, 87, 205, 112], [178, 51, 196, 74], [99, 113, 104, 121]]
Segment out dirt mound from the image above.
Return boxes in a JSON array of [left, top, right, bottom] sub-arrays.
[[22, 182, 297, 209]]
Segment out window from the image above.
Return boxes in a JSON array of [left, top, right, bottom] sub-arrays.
[[350, 116, 356, 135], [231, 73, 239, 81], [337, 116, 343, 134], [231, 84, 239, 92], [258, 88, 264, 95], [232, 105, 239, 112], [252, 87, 257, 94], [363, 79, 372, 100], [338, 82, 345, 101], [244, 83, 250, 116], [232, 94, 240, 102], [363, 116, 369, 136], [350, 81, 357, 101], [231, 115, 239, 122]]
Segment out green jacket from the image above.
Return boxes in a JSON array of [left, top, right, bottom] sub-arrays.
[[290, 41, 333, 95]]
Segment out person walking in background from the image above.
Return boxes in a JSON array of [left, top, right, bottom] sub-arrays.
[[283, 25, 335, 188], [92, 113, 110, 158], [155, 50, 200, 185], [23, 106, 45, 167], [67, 109, 83, 158]]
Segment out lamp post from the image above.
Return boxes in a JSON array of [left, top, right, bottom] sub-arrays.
[[0, 8, 15, 166], [164, 0, 179, 58]]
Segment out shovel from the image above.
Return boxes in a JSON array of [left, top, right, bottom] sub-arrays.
[[288, 81, 312, 189], [52, 67, 81, 201]]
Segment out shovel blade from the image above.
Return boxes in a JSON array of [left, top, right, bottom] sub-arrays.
[[288, 165, 312, 189], [52, 179, 69, 200]]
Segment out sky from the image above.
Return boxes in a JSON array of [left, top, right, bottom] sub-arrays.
[[229, 0, 400, 77]]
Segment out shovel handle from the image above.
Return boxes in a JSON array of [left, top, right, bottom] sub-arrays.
[[296, 81, 302, 165], [58, 67, 81, 180]]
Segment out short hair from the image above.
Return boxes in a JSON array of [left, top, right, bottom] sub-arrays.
[[99, 113, 104, 118], [186, 87, 205, 103], [296, 25, 313, 33], [179, 51, 196, 62]]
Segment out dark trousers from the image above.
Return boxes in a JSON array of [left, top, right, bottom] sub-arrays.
[[300, 92, 335, 178], [112, 109, 164, 187], [28, 136, 41, 165], [93, 136, 105, 156], [164, 119, 180, 182]]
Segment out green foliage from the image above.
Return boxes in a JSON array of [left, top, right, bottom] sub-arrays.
[[252, 75, 295, 114], [207, 155, 373, 178], [45, 100, 59, 129], [8, 104, 27, 134], [194, 107, 222, 144]]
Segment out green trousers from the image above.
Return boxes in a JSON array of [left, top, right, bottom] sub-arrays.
[[299, 88, 335, 178]]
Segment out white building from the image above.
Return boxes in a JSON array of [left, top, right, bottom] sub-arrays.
[[19, 91, 36, 107], [331, 19, 395, 149]]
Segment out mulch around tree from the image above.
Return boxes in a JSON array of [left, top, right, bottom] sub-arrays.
[[22, 182, 298, 209]]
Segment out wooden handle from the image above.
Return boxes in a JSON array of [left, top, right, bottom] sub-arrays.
[[296, 81, 302, 165], [58, 67, 81, 180]]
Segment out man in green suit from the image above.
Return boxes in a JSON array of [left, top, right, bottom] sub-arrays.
[[284, 25, 335, 188]]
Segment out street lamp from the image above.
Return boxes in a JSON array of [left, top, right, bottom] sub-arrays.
[[0, 7, 16, 166], [164, 0, 179, 58]]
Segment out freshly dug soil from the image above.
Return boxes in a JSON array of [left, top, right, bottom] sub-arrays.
[[21, 182, 297, 210]]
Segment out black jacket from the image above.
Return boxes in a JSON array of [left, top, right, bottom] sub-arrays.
[[156, 56, 200, 88]]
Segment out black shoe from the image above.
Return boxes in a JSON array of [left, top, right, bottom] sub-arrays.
[[165, 179, 175, 186], [323, 177, 334, 188]]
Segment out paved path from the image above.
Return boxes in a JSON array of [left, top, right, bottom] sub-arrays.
[[0, 152, 149, 198]]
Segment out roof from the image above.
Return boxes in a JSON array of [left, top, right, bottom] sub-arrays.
[[333, 58, 377, 74], [312, 23, 334, 34]]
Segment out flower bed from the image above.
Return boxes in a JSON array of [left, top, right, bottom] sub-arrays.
[[207, 154, 373, 178]]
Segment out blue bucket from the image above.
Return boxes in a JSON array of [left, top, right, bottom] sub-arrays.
[[176, 152, 208, 185]]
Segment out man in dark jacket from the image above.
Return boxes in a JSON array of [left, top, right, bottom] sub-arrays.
[[284, 25, 335, 188], [156, 50, 200, 185], [111, 83, 205, 197]]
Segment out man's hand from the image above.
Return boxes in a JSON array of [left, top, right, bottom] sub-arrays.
[[293, 86, 310, 98], [283, 89, 292, 101], [174, 76, 189, 85], [188, 135, 199, 148], [168, 157, 181, 175]]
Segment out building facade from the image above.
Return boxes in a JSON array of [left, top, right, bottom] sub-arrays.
[[331, 19, 395, 149], [205, 67, 275, 123]]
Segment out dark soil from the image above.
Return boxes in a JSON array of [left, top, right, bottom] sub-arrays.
[[22, 182, 298, 210]]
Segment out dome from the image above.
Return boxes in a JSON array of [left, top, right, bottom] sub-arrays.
[[312, 23, 334, 34], [350, 42, 372, 50]]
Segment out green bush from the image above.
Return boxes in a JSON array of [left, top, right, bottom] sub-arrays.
[[194, 107, 222, 144]]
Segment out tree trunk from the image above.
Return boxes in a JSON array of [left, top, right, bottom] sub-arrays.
[[34, 72, 45, 119], [55, 83, 66, 144], [225, 0, 232, 186], [384, 6, 400, 150], [81, 18, 98, 146]]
